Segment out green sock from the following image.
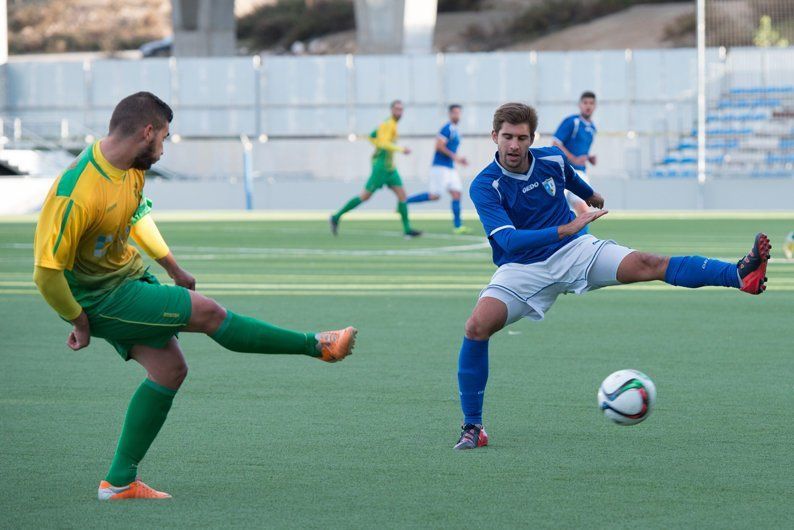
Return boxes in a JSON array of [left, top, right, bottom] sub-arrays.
[[333, 196, 362, 221], [105, 379, 176, 487], [397, 201, 411, 233], [211, 311, 318, 356]]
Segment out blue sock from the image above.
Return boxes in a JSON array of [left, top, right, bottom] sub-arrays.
[[452, 199, 461, 228], [457, 337, 489, 425], [406, 192, 431, 204], [664, 256, 741, 288]]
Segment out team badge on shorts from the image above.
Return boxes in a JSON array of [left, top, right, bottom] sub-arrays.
[[542, 178, 556, 196]]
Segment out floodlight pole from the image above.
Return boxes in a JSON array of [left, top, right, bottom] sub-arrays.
[[696, 0, 706, 208], [241, 135, 254, 210]]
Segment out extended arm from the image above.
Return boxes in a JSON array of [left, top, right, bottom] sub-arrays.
[[33, 266, 91, 351], [435, 136, 466, 165], [472, 180, 607, 255], [552, 118, 587, 166], [490, 217, 606, 254], [33, 266, 82, 320], [130, 213, 196, 290], [564, 168, 595, 201], [563, 159, 604, 208], [373, 121, 406, 153], [490, 226, 560, 253], [129, 213, 169, 260], [33, 197, 92, 350], [552, 138, 585, 166]]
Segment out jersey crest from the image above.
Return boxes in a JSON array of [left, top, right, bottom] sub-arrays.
[[542, 177, 556, 196]]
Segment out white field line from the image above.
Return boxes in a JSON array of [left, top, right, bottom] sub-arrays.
[[4, 210, 794, 223], [0, 240, 490, 257], [6, 240, 794, 262], [240, 226, 487, 243], [5, 279, 794, 294], [5, 287, 794, 296]]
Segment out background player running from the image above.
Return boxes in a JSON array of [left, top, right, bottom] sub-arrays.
[[33, 92, 358, 500], [330, 100, 421, 238], [552, 91, 598, 222], [453, 102, 771, 450], [406, 104, 470, 234]]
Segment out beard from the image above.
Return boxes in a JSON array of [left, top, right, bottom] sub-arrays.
[[130, 140, 159, 170], [501, 150, 526, 171]]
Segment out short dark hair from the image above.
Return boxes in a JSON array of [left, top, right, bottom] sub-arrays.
[[580, 91, 596, 101], [390, 99, 403, 108], [448, 104, 462, 112], [492, 102, 538, 135], [109, 91, 173, 137]]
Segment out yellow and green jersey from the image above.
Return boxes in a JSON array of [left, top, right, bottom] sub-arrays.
[[34, 142, 150, 304], [368, 117, 405, 170]]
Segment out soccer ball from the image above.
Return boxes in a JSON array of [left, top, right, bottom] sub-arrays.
[[784, 231, 794, 259], [597, 369, 656, 425]]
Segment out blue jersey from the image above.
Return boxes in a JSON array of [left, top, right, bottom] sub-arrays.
[[432, 122, 460, 168], [470, 146, 593, 267], [553, 114, 597, 171]]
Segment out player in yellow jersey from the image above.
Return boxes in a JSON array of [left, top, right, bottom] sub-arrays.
[[329, 100, 422, 238], [33, 92, 358, 500]]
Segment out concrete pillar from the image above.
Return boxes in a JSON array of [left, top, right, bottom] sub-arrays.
[[355, 0, 437, 55], [403, 0, 437, 55], [172, 0, 236, 57], [0, 0, 6, 120], [0, 0, 7, 64]]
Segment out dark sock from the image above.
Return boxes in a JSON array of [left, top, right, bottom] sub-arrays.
[[397, 201, 411, 233], [664, 256, 741, 288], [452, 199, 461, 228], [406, 192, 431, 204], [457, 337, 489, 425], [105, 379, 176, 487], [333, 196, 362, 221], [210, 311, 318, 355]]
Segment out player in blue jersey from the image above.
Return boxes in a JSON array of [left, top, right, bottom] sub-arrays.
[[552, 91, 597, 220], [406, 104, 471, 234], [453, 102, 772, 450]]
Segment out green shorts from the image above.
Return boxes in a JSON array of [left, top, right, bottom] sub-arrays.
[[84, 271, 192, 360], [365, 159, 403, 192]]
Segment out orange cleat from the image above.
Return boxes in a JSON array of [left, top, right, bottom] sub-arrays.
[[738, 233, 771, 295], [97, 479, 172, 501], [316, 327, 357, 362]]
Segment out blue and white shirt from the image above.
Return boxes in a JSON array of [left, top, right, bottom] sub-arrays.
[[470, 146, 594, 267], [432, 122, 461, 168], [553, 115, 597, 171]]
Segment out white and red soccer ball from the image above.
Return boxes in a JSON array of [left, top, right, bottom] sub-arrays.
[[598, 369, 656, 425]]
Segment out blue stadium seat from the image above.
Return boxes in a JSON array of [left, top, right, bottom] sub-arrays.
[[717, 99, 782, 109], [728, 86, 794, 95], [658, 83, 792, 179], [767, 154, 794, 164]]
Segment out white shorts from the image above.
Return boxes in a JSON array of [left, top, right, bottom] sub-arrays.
[[565, 169, 589, 207], [480, 235, 634, 325], [429, 165, 462, 196]]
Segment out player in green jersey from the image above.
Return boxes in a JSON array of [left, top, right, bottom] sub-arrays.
[[330, 100, 422, 238], [33, 92, 358, 500]]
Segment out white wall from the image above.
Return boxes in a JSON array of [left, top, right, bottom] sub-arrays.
[[3, 49, 710, 140]]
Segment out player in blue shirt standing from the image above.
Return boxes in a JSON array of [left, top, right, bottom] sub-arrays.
[[552, 91, 598, 222], [453, 102, 772, 450], [406, 104, 471, 234]]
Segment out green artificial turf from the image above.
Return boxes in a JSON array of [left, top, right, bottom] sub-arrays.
[[1, 215, 792, 528]]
